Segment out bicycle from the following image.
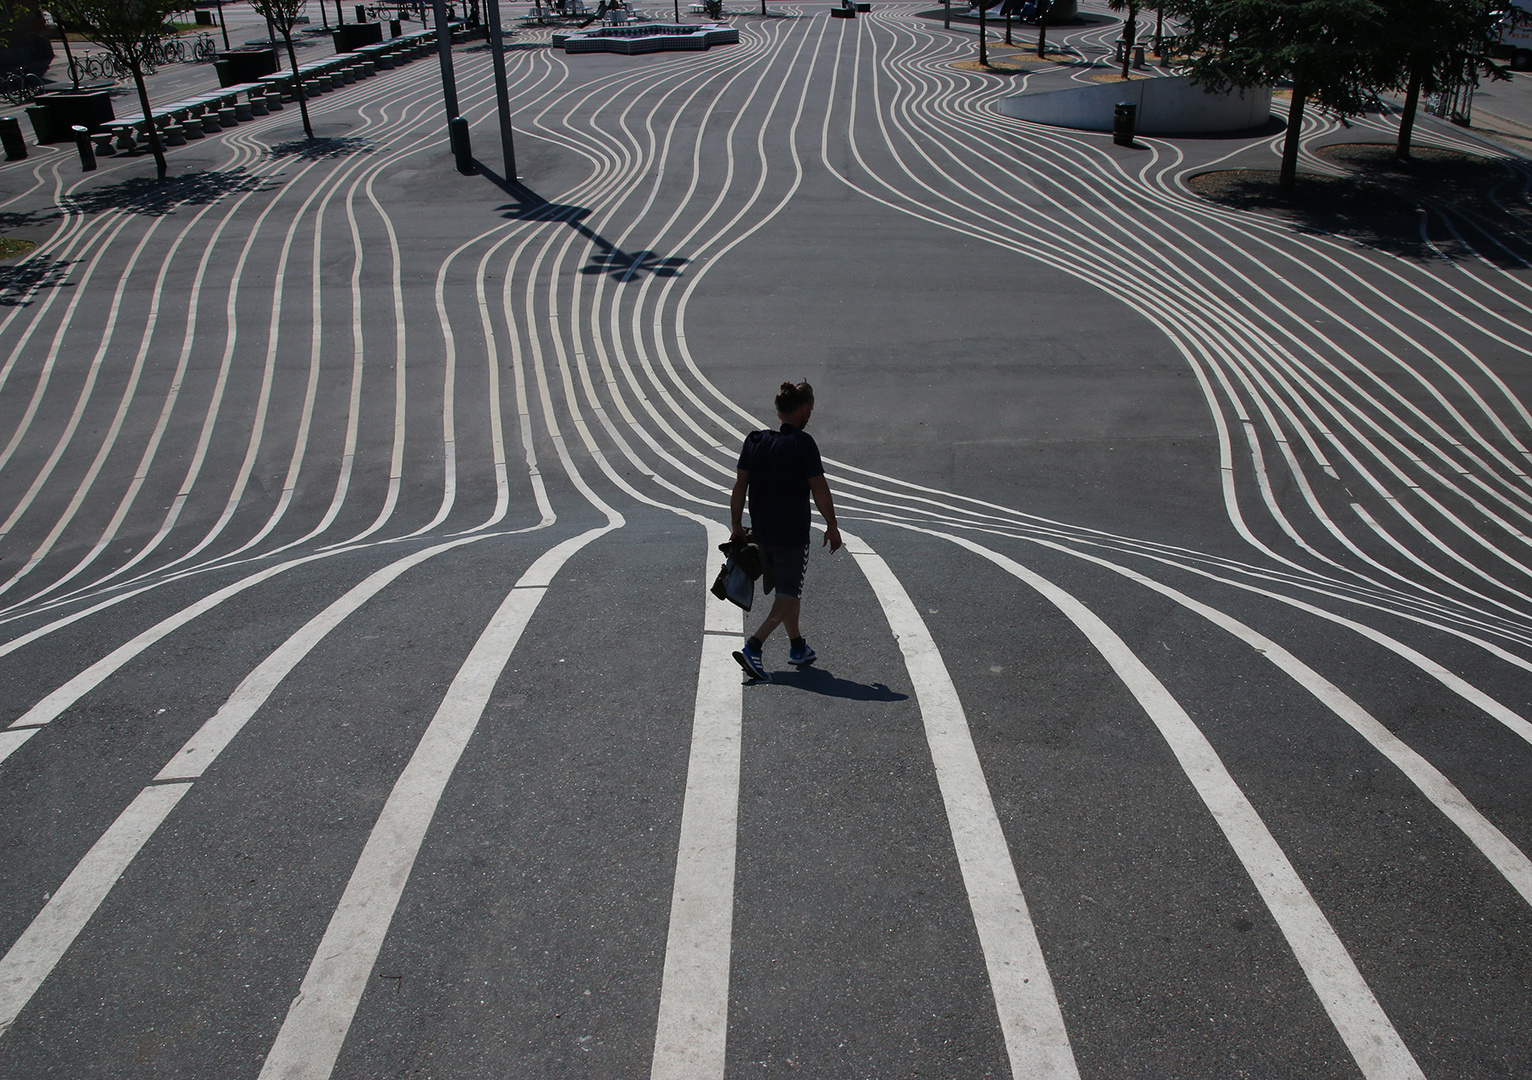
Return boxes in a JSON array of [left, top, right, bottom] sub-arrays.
[[0, 71, 42, 105], [192, 33, 218, 61]]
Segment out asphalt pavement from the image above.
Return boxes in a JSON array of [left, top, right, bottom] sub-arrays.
[[0, 3, 1530, 1078]]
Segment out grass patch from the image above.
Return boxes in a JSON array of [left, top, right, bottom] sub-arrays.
[[0, 238, 37, 260]]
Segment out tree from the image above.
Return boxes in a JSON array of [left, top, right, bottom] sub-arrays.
[[1107, 0, 1140, 77], [50, 0, 178, 179], [1382, 0, 1503, 158], [1035, 0, 1052, 58], [249, 0, 315, 140], [1164, 0, 1389, 192], [977, 0, 989, 65]]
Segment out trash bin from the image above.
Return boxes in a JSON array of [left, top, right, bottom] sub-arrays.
[[1113, 101, 1136, 146], [196, 9, 214, 24], [23, 103, 57, 144]]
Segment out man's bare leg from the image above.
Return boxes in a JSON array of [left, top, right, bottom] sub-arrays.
[[750, 594, 800, 643]]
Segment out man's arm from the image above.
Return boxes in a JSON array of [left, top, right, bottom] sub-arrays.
[[808, 475, 842, 553], [730, 468, 749, 540]]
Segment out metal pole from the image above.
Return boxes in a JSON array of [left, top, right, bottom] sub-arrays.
[[485, 0, 516, 180], [216, 0, 231, 49], [432, 0, 467, 170], [432, 0, 460, 118], [944, 0, 951, 30]]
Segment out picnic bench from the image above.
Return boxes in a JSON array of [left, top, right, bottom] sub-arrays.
[[90, 25, 457, 157]]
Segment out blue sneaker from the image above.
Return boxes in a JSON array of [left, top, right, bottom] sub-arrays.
[[733, 641, 769, 681], [789, 639, 816, 666]]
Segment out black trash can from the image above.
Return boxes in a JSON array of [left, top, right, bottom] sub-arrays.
[[1113, 101, 1136, 146]]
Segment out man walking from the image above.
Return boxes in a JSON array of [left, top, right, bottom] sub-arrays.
[[730, 380, 842, 681]]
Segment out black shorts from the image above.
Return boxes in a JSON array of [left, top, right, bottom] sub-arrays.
[[760, 543, 810, 598]]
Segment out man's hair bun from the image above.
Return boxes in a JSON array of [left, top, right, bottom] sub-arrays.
[[774, 379, 815, 415]]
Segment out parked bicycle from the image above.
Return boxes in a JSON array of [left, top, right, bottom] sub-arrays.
[[0, 71, 43, 105], [68, 32, 214, 83]]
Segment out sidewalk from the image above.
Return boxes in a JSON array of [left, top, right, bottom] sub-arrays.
[[38, 0, 428, 107]]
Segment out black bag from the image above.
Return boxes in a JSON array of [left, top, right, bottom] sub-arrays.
[[710, 534, 763, 611]]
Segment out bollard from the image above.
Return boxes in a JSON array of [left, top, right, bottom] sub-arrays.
[[356, 4, 366, 19], [450, 115, 473, 173], [391, 18, 402, 35], [1113, 101, 1136, 146], [1132, 43, 1145, 68], [0, 116, 26, 160], [71, 124, 96, 171]]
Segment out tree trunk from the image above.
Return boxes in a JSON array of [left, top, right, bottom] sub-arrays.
[[285, 33, 315, 139], [1280, 70, 1307, 194], [1120, 6, 1135, 79], [1397, 65, 1422, 161], [130, 64, 167, 181], [1005, 7, 1011, 45], [978, 0, 987, 65], [1036, 0, 1047, 57], [59, 31, 79, 90]]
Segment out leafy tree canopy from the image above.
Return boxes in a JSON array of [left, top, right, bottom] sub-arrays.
[[1167, 0, 1390, 115], [48, 0, 180, 64]]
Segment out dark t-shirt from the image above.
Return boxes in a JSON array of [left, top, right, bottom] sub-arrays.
[[737, 423, 825, 547]]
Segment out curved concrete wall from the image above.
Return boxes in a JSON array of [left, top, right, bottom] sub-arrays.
[[996, 74, 1271, 134]]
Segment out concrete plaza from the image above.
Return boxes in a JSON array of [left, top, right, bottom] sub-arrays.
[[0, 4, 1530, 1077]]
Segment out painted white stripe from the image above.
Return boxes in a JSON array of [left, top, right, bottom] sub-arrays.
[[930, 523, 1532, 911], [155, 532, 505, 781], [651, 524, 743, 1080], [940, 539, 1424, 1080], [0, 728, 38, 768], [0, 782, 191, 1035], [846, 533, 1080, 1080], [258, 525, 616, 1080]]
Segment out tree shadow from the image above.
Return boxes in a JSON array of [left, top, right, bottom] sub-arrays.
[[64, 168, 278, 217], [462, 39, 552, 51], [761, 665, 910, 701], [0, 208, 59, 231], [1185, 145, 1532, 267], [0, 255, 73, 306], [492, 178, 691, 281], [267, 134, 376, 160]]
